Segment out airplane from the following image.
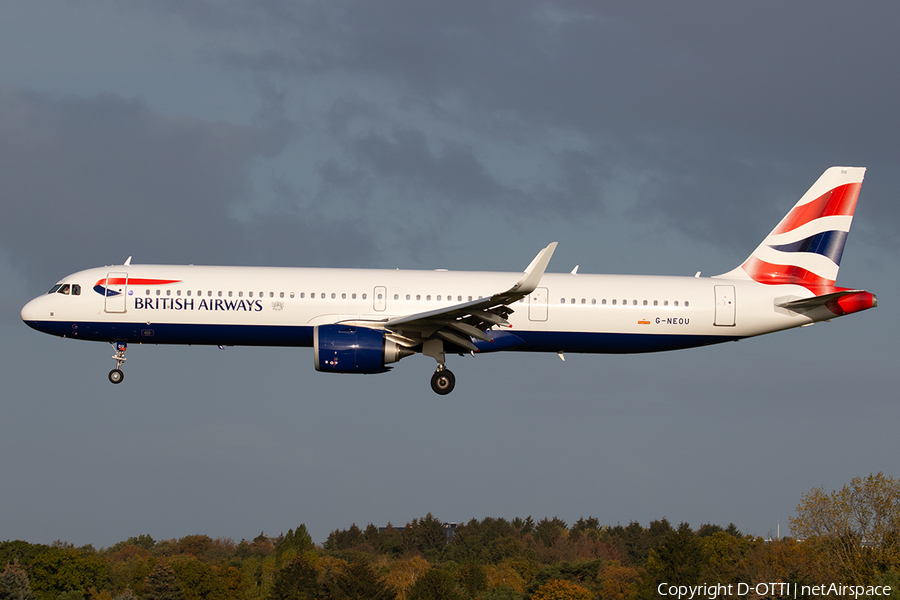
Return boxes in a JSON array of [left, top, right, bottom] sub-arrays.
[[21, 166, 876, 395]]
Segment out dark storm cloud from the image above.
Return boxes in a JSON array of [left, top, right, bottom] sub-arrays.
[[148, 1, 900, 246], [0, 88, 381, 287]]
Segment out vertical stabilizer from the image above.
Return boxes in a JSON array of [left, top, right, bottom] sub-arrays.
[[716, 166, 865, 291]]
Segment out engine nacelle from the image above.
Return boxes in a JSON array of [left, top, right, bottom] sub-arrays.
[[314, 324, 414, 374]]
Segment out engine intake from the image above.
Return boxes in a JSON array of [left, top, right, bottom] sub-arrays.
[[314, 324, 414, 374]]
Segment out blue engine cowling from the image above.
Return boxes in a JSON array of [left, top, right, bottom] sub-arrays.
[[314, 324, 414, 374]]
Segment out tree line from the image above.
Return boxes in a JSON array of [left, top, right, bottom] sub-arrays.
[[1, 473, 899, 600]]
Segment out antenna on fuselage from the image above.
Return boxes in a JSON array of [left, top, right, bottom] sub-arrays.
[[124, 256, 132, 266]]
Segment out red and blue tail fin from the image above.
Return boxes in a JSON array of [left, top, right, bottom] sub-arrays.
[[717, 166, 865, 291]]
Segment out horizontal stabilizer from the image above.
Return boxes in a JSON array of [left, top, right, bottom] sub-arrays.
[[776, 290, 877, 316]]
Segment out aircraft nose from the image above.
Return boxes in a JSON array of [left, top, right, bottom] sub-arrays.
[[21, 295, 48, 326]]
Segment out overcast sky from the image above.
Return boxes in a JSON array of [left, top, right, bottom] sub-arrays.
[[2, 1, 898, 549]]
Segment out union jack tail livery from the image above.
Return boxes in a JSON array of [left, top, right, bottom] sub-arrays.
[[718, 166, 865, 291]]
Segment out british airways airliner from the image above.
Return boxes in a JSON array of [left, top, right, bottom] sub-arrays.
[[21, 167, 876, 394]]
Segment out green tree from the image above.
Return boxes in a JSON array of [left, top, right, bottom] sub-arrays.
[[790, 472, 900, 584], [402, 515, 447, 561], [268, 556, 319, 600], [142, 560, 185, 600], [0, 561, 35, 600], [275, 527, 314, 568], [455, 562, 487, 598], [327, 557, 396, 600], [406, 569, 463, 600]]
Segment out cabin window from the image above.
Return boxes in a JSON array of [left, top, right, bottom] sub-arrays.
[[592, 299, 596, 305], [653, 300, 658, 306], [406, 294, 411, 300], [581, 299, 586, 305], [674, 301, 679, 307], [332, 293, 336, 299], [352, 293, 357, 299], [643, 300, 648, 306], [612, 299, 616, 305], [663, 300, 669, 306], [177, 290, 181, 296], [280, 292, 285, 298], [228, 291, 233, 297], [300, 293, 305, 298], [416, 294, 421, 301], [602, 299, 607, 305], [362, 293, 367, 300], [156, 289, 161, 296], [238, 291, 243, 297], [468, 296, 473, 301], [632, 299, 637, 306], [394, 294, 399, 300], [270, 292, 275, 298], [437, 295, 442, 301], [290, 292, 295, 298], [218, 291, 223, 297], [187, 290, 192, 297], [685, 301, 689, 307], [426, 295, 431, 301]]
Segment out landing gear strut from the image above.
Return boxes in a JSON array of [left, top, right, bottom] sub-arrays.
[[424, 339, 456, 395], [430, 366, 456, 395], [109, 341, 126, 384]]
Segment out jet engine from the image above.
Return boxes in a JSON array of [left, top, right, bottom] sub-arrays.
[[313, 324, 414, 374]]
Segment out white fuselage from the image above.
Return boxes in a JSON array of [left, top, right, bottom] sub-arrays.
[[21, 263, 819, 354]]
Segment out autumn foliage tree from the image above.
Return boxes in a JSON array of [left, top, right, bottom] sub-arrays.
[[790, 472, 900, 584]]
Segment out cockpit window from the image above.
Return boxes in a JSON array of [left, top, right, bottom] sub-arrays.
[[58, 284, 71, 295], [48, 284, 63, 294], [71, 284, 81, 295]]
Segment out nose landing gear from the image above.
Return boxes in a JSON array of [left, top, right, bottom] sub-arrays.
[[109, 341, 126, 384]]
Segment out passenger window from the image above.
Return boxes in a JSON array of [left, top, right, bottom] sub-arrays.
[[437, 295, 442, 301], [602, 299, 607, 305], [270, 292, 275, 298], [394, 294, 399, 300], [177, 290, 181, 296], [592, 299, 596, 305], [406, 294, 411, 300], [362, 293, 367, 300], [332, 293, 336, 299], [417, 295, 421, 301], [300, 293, 306, 298], [352, 293, 357, 299], [560, 298, 565, 304], [632, 300, 637, 306], [663, 300, 669, 306], [218, 291, 222, 297], [653, 300, 658, 306], [685, 301, 690, 307], [643, 300, 648, 306], [280, 292, 285, 298], [157, 289, 161, 296], [468, 296, 473, 301], [187, 290, 192, 297], [674, 301, 679, 307], [228, 291, 232, 297], [612, 299, 616, 305], [426, 295, 431, 301], [581, 299, 585, 304]]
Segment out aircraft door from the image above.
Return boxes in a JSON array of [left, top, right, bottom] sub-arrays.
[[104, 272, 128, 313], [374, 286, 387, 311], [529, 287, 548, 321], [714, 285, 735, 326]]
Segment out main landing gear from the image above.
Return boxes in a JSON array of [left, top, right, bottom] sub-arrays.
[[424, 339, 456, 395], [430, 366, 456, 395], [108, 341, 126, 384]]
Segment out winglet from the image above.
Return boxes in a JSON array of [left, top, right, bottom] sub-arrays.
[[509, 242, 557, 296]]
